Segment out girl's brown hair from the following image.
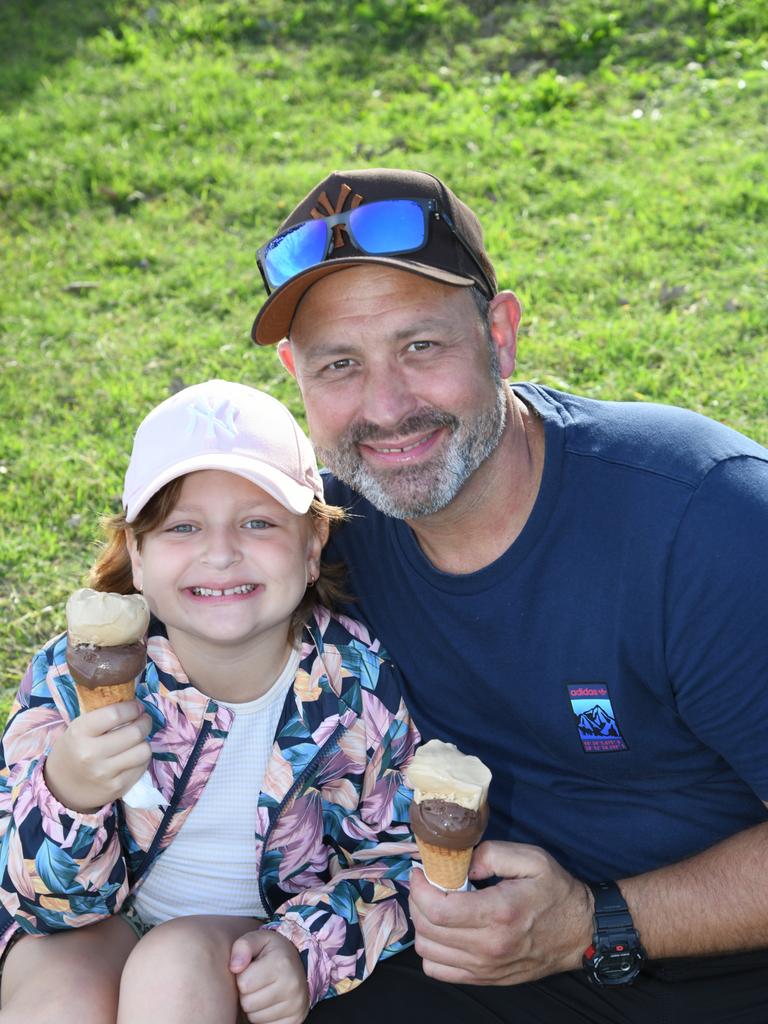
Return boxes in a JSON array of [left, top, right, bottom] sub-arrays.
[[89, 476, 349, 642]]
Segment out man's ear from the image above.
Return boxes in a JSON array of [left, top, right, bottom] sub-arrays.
[[277, 339, 297, 377], [488, 291, 521, 379], [125, 530, 143, 592]]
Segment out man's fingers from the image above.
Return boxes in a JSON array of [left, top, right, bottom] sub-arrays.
[[420, 955, 484, 985], [414, 931, 481, 970], [410, 912, 486, 960], [468, 840, 548, 882], [409, 865, 490, 931]]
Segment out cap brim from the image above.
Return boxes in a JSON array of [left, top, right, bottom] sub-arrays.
[[124, 454, 320, 523], [251, 257, 475, 346]]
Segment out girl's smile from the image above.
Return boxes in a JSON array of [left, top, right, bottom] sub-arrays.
[[185, 583, 263, 601]]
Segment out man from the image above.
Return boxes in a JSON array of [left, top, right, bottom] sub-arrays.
[[250, 168, 768, 1022]]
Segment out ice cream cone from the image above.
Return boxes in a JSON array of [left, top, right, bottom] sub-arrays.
[[75, 680, 137, 713], [407, 739, 492, 892], [416, 838, 473, 891], [66, 589, 149, 714]]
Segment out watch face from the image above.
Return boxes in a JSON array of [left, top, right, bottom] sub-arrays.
[[597, 951, 641, 984], [584, 941, 645, 986]]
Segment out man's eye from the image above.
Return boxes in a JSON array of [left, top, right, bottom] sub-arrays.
[[409, 340, 434, 352], [326, 358, 354, 372], [244, 519, 271, 530]]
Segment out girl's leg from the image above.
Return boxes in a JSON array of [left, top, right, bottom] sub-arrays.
[[0, 916, 138, 1024], [117, 914, 262, 1024]]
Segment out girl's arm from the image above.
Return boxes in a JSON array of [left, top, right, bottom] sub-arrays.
[[0, 643, 130, 938], [264, 662, 419, 1008]]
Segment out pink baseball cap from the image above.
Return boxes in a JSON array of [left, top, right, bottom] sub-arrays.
[[122, 379, 324, 522]]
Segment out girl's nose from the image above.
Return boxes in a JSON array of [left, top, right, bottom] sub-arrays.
[[200, 528, 242, 569]]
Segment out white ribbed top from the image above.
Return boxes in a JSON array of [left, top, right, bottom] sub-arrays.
[[133, 648, 300, 924]]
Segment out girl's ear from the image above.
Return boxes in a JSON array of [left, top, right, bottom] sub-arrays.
[[125, 530, 144, 592], [307, 515, 329, 582]]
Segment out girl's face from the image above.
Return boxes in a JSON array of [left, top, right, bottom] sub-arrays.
[[127, 470, 325, 660]]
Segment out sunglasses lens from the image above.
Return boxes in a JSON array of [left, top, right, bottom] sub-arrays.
[[350, 199, 427, 254], [263, 219, 329, 288]]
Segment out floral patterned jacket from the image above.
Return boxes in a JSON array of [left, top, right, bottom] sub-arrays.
[[0, 607, 419, 1005]]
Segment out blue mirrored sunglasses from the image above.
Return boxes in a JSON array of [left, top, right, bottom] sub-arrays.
[[256, 197, 494, 297]]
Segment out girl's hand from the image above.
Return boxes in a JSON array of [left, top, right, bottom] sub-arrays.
[[230, 929, 310, 1024], [44, 700, 152, 812]]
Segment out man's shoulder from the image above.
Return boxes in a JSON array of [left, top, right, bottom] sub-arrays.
[[517, 383, 768, 487]]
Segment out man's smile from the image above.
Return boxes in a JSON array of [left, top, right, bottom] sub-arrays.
[[360, 428, 444, 463]]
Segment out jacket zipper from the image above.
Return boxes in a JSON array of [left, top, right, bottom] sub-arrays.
[[258, 719, 346, 917], [132, 718, 213, 882]]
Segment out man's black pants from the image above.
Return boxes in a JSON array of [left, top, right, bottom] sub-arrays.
[[306, 946, 768, 1023]]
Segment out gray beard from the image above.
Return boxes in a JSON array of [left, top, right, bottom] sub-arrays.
[[316, 385, 508, 519]]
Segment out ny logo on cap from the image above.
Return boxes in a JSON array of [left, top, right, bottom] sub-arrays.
[[311, 182, 363, 249], [185, 399, 239, 440]]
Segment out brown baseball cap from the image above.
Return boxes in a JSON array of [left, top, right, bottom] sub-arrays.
[[251, 168, 497, 345]]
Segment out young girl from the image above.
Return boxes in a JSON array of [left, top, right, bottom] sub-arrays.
[[0, 379, 419, 1024]]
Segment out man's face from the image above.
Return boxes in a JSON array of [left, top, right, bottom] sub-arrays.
[[285, 266, 511, 520]]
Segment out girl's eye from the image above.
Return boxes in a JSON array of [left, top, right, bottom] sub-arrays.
[[244, 519, 271, 530], [166, 523, 196, 534]]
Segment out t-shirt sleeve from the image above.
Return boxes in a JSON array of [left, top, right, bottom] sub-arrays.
[[665, 454, 768, 800]]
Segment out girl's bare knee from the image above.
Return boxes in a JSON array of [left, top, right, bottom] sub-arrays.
[[119, 916, 256, 1022], [123, 915, 232, 979], [1, 917, 136, 1024]]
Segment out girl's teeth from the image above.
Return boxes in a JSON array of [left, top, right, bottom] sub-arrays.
[[192, 584, 256, 597]]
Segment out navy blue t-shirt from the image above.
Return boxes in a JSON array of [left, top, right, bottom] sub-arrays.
[[324, 385, 768, 881]]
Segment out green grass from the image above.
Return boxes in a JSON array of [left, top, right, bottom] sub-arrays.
[[1, 0, 767, 705]]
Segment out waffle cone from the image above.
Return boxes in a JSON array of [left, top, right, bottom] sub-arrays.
[[415, 837, 473, 891], [76, 680, 136, 712]]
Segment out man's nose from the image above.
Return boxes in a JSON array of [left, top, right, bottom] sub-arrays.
[[360, 362, 416, 430]]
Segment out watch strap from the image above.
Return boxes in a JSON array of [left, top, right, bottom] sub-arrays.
[[587, 880, 636, 933]]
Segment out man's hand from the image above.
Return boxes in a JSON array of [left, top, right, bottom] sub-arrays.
[[230, 929, 310, 1024], [44, 700, 152, 813], [409, 840, 592, 986]]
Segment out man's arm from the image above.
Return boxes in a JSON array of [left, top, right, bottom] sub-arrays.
[[409, 812, 768, 986], [620, 811, 768, 960]]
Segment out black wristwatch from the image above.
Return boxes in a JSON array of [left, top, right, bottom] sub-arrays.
[[582, 880, 646, 986]]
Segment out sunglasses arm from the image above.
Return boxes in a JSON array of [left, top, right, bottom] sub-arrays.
[[434, 207, 495, 299]]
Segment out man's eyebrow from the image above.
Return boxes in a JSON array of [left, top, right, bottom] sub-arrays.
[[391, 318, 451, 340], [295, 318, 455, 364], [298, 340, 359, 364]]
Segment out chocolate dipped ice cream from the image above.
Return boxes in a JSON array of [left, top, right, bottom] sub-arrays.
[[66, 589, 149, 712], [407, 739, 492, 890]]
